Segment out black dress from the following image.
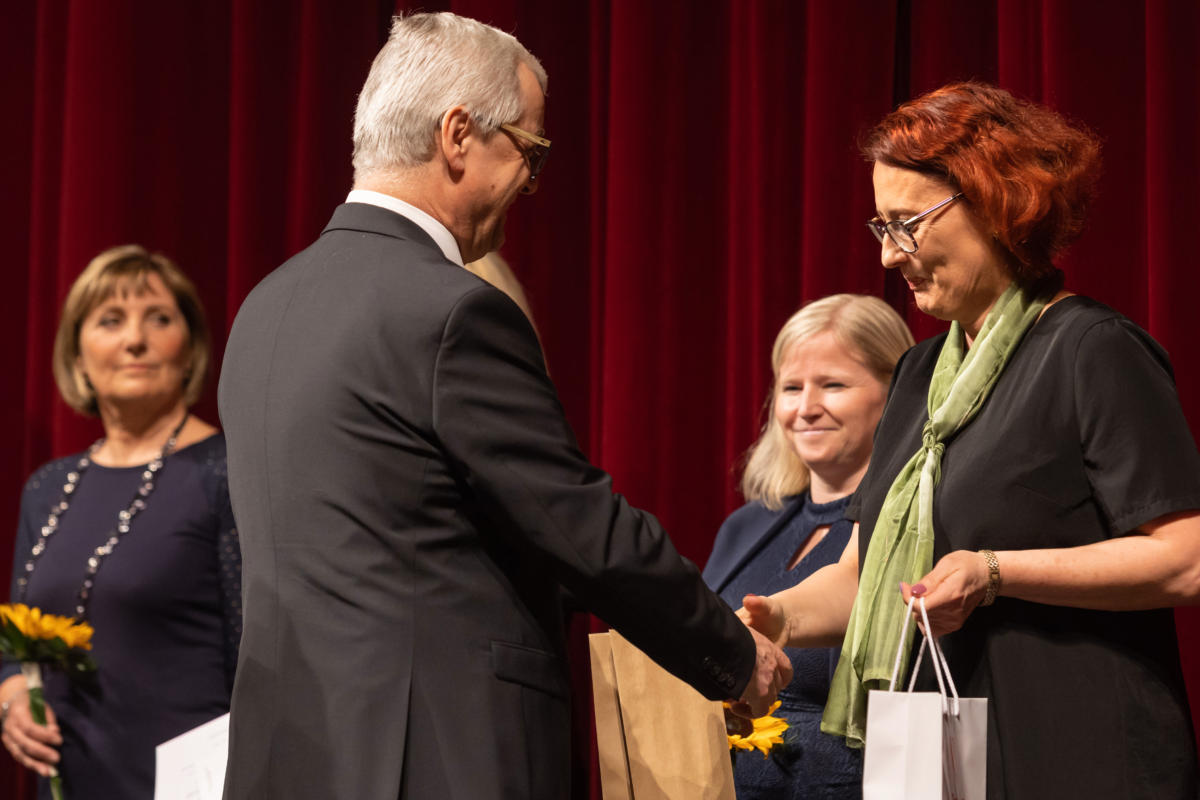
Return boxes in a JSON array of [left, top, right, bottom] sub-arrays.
[[848, 296, 1200, 799], [4, 433, 241, 799], [705, 493, 862, 799]]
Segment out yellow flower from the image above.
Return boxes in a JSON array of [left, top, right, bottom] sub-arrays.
[[47, 616, 94, 650], [0, 603, 32, 637], [0, 604, 93, 650], [727, 700, 789, 757]]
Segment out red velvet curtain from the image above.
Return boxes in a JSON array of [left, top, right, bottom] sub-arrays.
[[3, 2, 1199, 797]]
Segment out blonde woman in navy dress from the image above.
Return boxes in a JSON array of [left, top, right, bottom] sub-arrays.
[[0, 246, 240, 798], [704, 295, 913, 799]]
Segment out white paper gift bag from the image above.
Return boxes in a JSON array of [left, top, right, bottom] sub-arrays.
[[863, 597, 987, 800]]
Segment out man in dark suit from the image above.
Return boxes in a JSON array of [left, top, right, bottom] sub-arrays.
[[218, 12, 790, 799]]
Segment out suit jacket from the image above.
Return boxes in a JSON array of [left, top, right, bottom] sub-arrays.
[[218, 203, 755, 799]]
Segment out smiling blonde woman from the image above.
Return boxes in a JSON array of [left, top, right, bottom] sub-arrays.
[[704, 294, 912, 799]]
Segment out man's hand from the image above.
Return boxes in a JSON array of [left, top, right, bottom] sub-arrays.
[[728, 626, 792, 718]]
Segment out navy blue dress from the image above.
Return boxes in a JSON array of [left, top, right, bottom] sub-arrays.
[[704, 493, 862, 799], [4, 433, 241, 799]]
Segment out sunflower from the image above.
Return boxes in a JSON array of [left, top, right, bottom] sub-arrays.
[[0, 603, 93, 650], [727, 700, 789, 757]]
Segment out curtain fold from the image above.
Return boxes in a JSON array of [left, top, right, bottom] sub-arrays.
[[4, 2, 1200, 797]]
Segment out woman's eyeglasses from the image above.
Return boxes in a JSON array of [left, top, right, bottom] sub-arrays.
[[867, 193, 964, 254]]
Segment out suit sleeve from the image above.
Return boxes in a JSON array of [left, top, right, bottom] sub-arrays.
[[431, 285, 756, 700]]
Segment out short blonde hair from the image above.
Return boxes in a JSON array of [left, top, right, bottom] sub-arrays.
[[53, 244, 211, 416], [740, 294, 914, 509]]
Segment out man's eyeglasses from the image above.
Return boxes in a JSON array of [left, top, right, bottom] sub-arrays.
[[499, 123, 552, 182], [867, 193, 963, 254]]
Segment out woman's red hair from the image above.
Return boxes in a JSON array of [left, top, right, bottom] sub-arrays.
[[863, 82, 1101, 288]]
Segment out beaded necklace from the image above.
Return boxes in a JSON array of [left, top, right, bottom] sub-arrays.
[[17, 413, 190, 620]]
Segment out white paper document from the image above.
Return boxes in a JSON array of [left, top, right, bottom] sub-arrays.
[[154, 712, 229, 800]]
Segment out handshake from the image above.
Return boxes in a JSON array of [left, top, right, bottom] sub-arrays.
[[727, 596, 792, 720]]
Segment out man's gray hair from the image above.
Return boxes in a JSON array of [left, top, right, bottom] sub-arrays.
[[352, 12, 547, 178]]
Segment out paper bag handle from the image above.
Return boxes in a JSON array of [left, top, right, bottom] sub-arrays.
[[886, 596, 961, 717]]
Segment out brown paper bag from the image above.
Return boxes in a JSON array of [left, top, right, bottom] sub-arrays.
[[589, 630, 735, 800]]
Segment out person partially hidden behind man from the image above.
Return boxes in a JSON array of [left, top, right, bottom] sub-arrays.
[[217, 12, 790, 800]]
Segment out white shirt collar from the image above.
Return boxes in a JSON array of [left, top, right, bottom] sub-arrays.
[[345, 189, 464, 266]]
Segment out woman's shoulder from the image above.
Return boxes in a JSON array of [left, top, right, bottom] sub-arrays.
[[183, 429, 225, 452], [169, 433, 232, 522], [705, 496, 805, 585], [173, 430, 226, 464], [895, 331, 950, 379], [1037, 295, 1171, 372], [721, 495, 803, 530], [21, 451, 88, 498], [880, 331, 948, 405], [1037, 294, 1142, 338], [714, 496, 807, 547], [173, 432, 229, 488], [1043, 293, 1121, 324]]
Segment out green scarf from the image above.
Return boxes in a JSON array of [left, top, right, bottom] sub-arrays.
[[821, 283, 1046, 748]]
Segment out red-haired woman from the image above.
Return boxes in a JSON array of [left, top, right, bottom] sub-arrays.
[[742, 83, 1200, 797]]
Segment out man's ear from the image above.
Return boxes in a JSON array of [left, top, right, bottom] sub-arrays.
[[439, 105, 471, 178]]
